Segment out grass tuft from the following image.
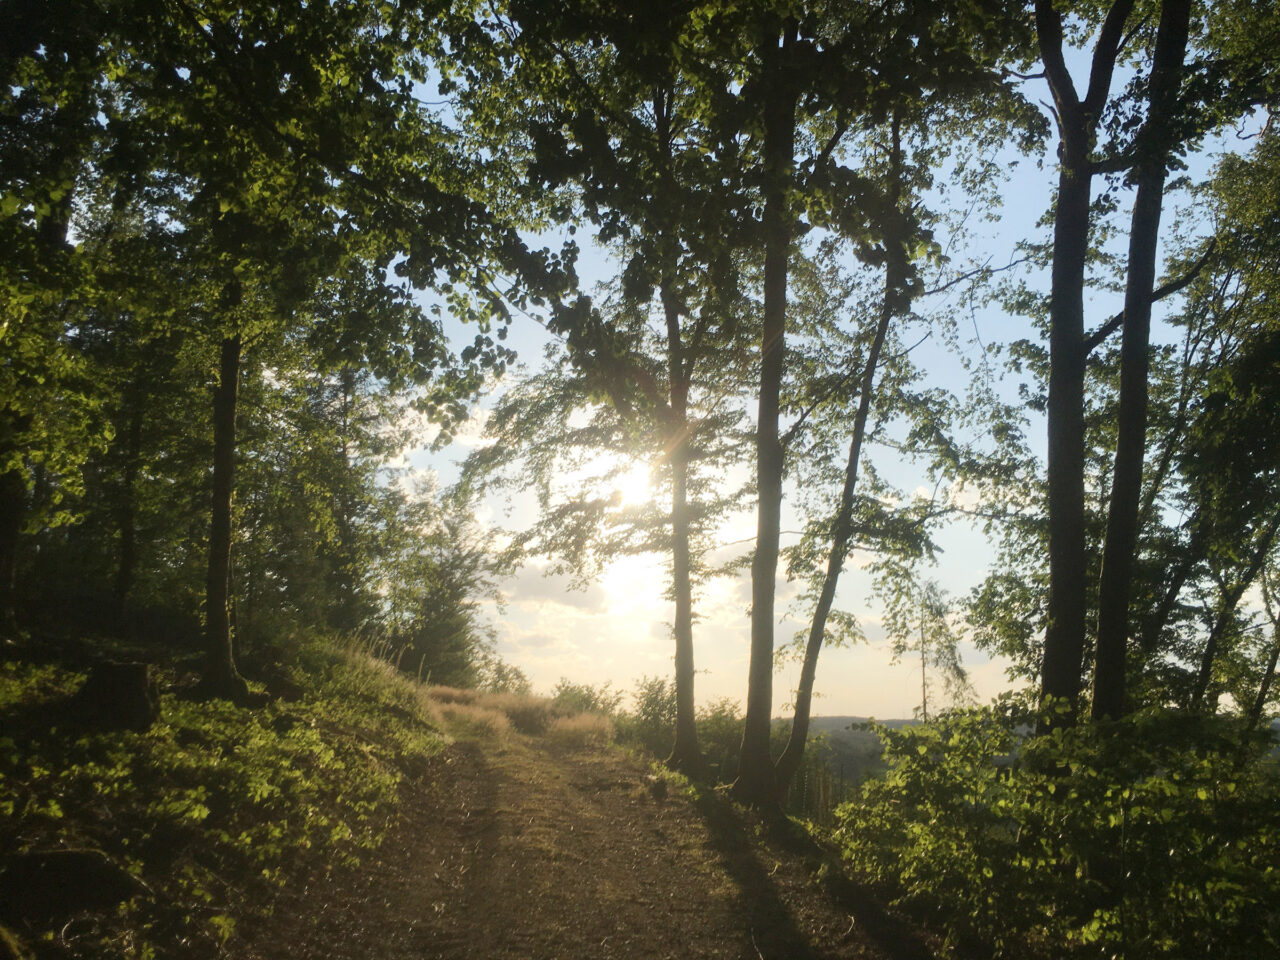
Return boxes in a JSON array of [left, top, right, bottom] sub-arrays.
[[545, 712, 614, 748], [424, 685, 614, 743], [435, 701, 512, 740]]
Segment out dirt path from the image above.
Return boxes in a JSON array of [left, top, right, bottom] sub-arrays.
[[247, 732, 934, 960]]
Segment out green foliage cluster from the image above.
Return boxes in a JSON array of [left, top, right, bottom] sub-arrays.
[[610, 675, 845, 818], [835, 702, 1280, 958], [0, 637, 444, 957], [612, 674, 677, 756], [550, 677, 624, 716]]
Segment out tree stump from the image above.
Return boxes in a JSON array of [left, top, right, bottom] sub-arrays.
[[67, 661, 160, 732]]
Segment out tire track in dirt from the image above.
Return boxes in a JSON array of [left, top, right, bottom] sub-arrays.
[[247, 732, 933, 960]]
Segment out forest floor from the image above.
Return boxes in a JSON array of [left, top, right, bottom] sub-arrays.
[[242, 725, 938, 960]]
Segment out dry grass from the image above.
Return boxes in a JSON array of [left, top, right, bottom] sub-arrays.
[[545, 712, 614, 748], [430, 701, 511, 741], [423, 685, 613, 743], [424, 685, 480, 706]]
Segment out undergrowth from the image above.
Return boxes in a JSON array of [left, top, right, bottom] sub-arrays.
[[834, 700, 1280, 959], [0, 636, 445, 959]]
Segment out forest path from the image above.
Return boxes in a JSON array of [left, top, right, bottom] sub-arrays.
[[246, 729, 932, 960]]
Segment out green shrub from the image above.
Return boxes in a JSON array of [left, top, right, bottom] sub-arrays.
[[550, 677, 624, 716], [613, 676, 747, 779], [698, 697, 745, 780], [614, 675, 677, 756], [834, 699, 1280, 958]]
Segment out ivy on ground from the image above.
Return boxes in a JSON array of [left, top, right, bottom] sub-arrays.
[[0, 637, 444, 958]]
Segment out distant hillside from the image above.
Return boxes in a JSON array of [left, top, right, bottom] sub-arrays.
[[790, 716, 919, 788]]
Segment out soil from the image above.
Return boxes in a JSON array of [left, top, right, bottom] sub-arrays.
[[244, 730, 937, 960]]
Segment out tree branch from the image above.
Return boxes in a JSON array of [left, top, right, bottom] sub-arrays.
[[1034, 0, 1080, 117], [806, 119, 850, 173], [1083, 0, 1138, 119], [1001, 67, 1046, 82], [1089, 150, 1137, 175], [1083, 239, 1217, 354], [781, 332, 929, 450], [922, 255, 1028, 297]]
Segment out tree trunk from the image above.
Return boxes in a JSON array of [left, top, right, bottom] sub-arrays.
[[648, 84, 705, 776], [0, 410, 33, 637], [1033, 0, 1135, 732], [1038, 141, 1091, 731], [113, 392, 144, 624], [775, 119, 906, 793], [662, 284, 705, 775], [1092, 0, 1192, 722], [0, 464, 24, 637], [734, 20, 797, 808], [202, 334, 250, 701], [1246, 621, 1280, 731], [920, 609, 930, 721]]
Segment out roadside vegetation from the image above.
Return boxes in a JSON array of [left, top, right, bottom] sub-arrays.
[[0, 636, 635, 959], [0, 636, 445, 957], [837, 703, 1280, 958]]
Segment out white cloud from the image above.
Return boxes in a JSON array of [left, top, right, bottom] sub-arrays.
[[501, 564, 609, 613]]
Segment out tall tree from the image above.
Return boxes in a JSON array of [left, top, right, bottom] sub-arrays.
[[735, 11, 800, 806], [1033, 0, 1276, 727], [0, 1, 110, 633], [5, 1, 566, 695], [1033, 0, 1137, 729], [454, 0, 755, 772], [733, 0, 1034, 806], [774, 116, 912, 792], [1091, 0, 1193, 720]]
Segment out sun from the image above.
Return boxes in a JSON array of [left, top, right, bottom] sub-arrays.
[[569, 451, 657, 508], [614, 462, 654, 507]]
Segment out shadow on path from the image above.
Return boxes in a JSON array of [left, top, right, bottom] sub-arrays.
[[692, 789, 937, 960], [691, 789, 820, 960]]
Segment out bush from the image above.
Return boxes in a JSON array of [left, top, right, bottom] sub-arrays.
[[834, 699, 1280, 959], [698, 697, 745, 780], [550, 678, 623, 716], [614, 675, 677, 756]]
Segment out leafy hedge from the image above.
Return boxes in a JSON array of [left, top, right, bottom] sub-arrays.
[[835, 700, 1280, 959]]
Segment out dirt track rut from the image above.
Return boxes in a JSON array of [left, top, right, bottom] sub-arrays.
[[247, 733, 933, 960]]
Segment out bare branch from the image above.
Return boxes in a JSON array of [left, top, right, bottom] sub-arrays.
[[1084, 239, 1217, 354], [922, 255, 1029, 298]]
